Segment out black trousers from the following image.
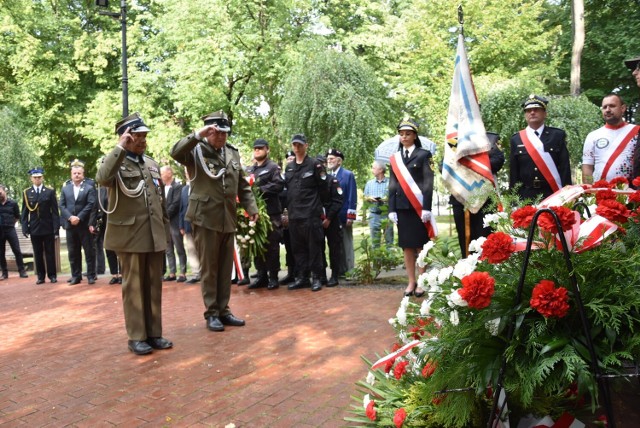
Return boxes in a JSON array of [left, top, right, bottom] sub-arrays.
[[0, 227, 25, 273], [289, 217, 324, 279], [31, 234, 56, 280], [452, 202, 492, 257], [66, 225, 96, 279], [254, 215, 282, 276], [323, 218, 342, 276]]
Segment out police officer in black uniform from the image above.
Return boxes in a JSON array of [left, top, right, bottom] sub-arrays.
[[285, 134, 330, 292], [246, 138, 285, 290], [317, 155, 343, 287], [278, 151, 296, 285], [509, 95, 572, 201]]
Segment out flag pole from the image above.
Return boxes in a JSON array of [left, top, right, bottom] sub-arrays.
[[457, 4, 464, 36]]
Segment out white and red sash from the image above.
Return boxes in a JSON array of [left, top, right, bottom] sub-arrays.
[[390, 152, 437, 238], [519, 129, 562, 192], [600, 123, 640, 181]]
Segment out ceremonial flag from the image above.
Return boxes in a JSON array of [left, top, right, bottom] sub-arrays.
[[442, 34, 496, 213]]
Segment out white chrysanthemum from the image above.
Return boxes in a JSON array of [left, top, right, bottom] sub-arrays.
[[366, 371, 376, 386], [363, 394, 371, 410], [450, 310, 460, 326], [388, 318, 395, 325], [420, 298, 433, 316], [239, 222, 246, 228], [486, 318, 501, 336], [447, 289, 468, 307], [448, 252, 454, 257], [249, 221, 256, 227], [396, 305, 407, 326], [400, 295, 410, 311], [249, 239, 255, 244], [425, 269, 440, 288], [483, 212, 507, 228], [453, 258, 477, 280], [437, 266, 454, 284], [248, 229, 255, 235], [468, 236, 487, 254], [417, 272, 430, 290], [417, 241, 435, 268]]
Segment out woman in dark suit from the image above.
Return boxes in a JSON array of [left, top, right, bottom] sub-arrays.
[[388, 119, 434, 297]]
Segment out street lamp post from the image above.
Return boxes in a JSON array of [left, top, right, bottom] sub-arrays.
[[96, 0, 129, 117]]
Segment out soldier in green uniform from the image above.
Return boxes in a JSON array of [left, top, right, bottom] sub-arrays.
[[170, 110, 258, 332], [96, 113, 173, 356]]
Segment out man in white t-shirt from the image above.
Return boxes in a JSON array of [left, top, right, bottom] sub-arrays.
[[582, 94, 639, 183]]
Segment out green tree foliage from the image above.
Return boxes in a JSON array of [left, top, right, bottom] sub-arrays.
[[278, 47, 394, 178], [0, 106, 41, 196]]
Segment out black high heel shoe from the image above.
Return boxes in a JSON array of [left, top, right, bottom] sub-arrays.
[[414, 286, 426, 298], [403, 283, 416, 297]]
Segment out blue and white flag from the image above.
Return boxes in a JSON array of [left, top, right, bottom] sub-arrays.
[[442, 34, 495, 213]]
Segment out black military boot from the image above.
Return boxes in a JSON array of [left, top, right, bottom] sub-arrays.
[[327, 274, 339, 287], [267, 272, 280, 290], [279, 268, 296, 285], [288, 277, 310, 290], [311, 277, 322, 292], [248, 271, 268, 289]]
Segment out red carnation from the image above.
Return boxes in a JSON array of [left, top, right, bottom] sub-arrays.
[[384, 358, 395, 374], [422, 361, 437, 378], [480, 232, 514, 264], [633, 177, 640, 188], [459, 271, 496, 309], [596, 199, 631, 224], [530, 280, 570, 318], [394, 360, 409, 380], [629, 191, 640, 204], [537, 206, 577, 234], [593, 179, 611, 188], [394, 408, 407, 428], [366, 400, 377, 421], [595, 189, 617, 204], [610, 176, 629, 188], [511, 206, 537, 229]]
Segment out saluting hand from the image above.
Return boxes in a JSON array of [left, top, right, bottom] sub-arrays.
[[118, 127, 134, 150]]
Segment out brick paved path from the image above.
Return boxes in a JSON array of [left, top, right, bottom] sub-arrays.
[[0, 274, 401, 427]]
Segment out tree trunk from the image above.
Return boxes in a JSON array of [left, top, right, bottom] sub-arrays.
[[570, 0, 585, 96]]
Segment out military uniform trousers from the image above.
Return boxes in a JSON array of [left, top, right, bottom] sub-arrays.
[[324, 219, 342, 275], [118, 250, 164, 341], [289, 217, 324, 279], [31, 234, 57, 280], [193, 225, 234, 319], [67, 225, 96, 280], [254, 214, 282, 277]]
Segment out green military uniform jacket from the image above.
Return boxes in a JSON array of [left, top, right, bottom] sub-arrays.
[[170, 134, 258, 232], [95, 146, 169, 253]]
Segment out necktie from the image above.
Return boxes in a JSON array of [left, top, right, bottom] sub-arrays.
[[534, 130, 539, 137], [36, 187, 40, 195], [404, 149, 409, 160]]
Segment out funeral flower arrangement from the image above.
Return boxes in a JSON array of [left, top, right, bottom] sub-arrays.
[[349, 178, 640, 427], [236, 173, 272, 261]]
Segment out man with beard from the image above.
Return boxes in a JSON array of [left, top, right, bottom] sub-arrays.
[[582, 94, 639, 184]]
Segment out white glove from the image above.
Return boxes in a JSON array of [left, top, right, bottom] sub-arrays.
[[388, 212, 398, 224], [421, 210, 432, 223]]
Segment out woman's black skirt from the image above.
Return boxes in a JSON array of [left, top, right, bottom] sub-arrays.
[[397, 209, 430, 249]]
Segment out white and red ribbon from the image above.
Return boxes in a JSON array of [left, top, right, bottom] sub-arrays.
[[371, 339, 421, 370]]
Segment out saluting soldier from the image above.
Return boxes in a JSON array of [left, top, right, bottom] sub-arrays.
[[96, 113, 173, 356], [285, 134, 330, 292], [509, 95, 572, 202], [21, 167, 60, 285], [59, 159, 97, 285], [170, 110, 258, 332]]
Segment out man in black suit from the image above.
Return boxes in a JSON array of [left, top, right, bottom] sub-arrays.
[[60, 159, 97, 285], [509, 95, 572, 202], [21, 167, 60, 284], [161, 165, 187, 282]]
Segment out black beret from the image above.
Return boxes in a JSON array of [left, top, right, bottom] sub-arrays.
[[326, 148, 344, 159]]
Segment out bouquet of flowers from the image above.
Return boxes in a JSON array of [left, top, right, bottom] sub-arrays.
[[349, 177, 640, 427], [236, 174, 272, 261]]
